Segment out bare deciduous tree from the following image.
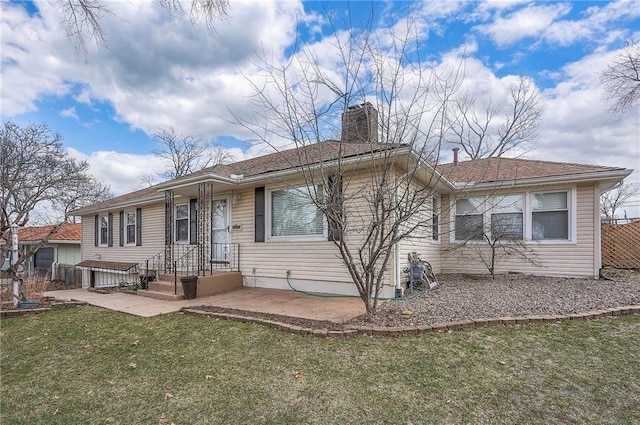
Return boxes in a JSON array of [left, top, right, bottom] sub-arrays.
[[236, 13, 462, 314], [153, 128, 232, 179], [601, 183, 640, 220], [0, 121, 111, 273], [600, 39, 640, 115], [50, 175, 111, 223], [448, 76, 542, 159], [139, 173, 158, 188], [53, 0, 230, 53]]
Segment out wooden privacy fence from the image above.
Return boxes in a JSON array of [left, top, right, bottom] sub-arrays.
[[602, 220, 640, 269]]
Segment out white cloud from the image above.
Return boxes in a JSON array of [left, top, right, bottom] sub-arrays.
[[536, 49, 639, 195], [67, 148, 165, 195], [67, 145, 247, 196], [60, 106, 79, 120], [541, 0, 640, 46], [473, 0, 640, 49], [475, 3, 572, 47], [1, 0, 307, 140]]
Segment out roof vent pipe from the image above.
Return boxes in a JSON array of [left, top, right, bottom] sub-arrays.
[[452, 147, 459, 166]]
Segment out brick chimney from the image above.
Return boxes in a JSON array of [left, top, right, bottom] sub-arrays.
[[341, 102, 378, 144], [452, 147, 459, 166]]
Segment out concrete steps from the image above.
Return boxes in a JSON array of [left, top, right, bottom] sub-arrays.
[[137, 280, 184, 301], [148, 280, 184, 295], [136, 272, 243, 301]]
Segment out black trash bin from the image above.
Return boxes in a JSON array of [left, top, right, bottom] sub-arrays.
[[180, 276, 198, 299], [139, 275, 154, 290]]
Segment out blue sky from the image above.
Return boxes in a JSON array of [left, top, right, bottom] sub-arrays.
[[1, 0, 639, 214]]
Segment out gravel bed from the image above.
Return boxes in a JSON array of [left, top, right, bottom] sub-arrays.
[[348, 273, 640, 327]]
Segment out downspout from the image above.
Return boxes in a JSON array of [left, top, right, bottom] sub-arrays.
[[395, 242, 403, 298], [594, 181, 602, 279]]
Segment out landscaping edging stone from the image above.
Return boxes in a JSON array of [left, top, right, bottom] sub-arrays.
[[180, 305, 640, 337], [0, 298, 88, 318]]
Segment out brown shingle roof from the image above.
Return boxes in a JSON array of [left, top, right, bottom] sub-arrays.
[[76, 260, 138, 271], [72, 143, 630, 215], [175, 141, 406, 180], [73, 141, 407, 214], [437, 157, 626, 184], [8, 223, 82, 243], [71, 185, 162, 215]]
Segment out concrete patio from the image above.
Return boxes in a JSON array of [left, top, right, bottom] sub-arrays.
[[45, 287, 366, 323]]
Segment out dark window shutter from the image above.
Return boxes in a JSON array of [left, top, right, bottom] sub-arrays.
[[136, 208, 142, 246], [327, 175, 343, 241], [94, 215, 99, 247], [255, 186, 265, 242], [108, 213, 113, 247], [189, 199, 198, 245], [119, 211, 124, 246]]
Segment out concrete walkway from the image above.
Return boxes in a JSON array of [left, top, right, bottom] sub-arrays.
[[45, 287, 366, 323]]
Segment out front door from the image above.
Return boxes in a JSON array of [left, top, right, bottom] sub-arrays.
[[211, 197, 230, 262]]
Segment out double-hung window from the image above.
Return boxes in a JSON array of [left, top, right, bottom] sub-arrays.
[[99, 215, 109, 246], [125, 211, 136, 245], [455, 197, 484, 241], [269, 185, 325, 240], [489, 194, 524, 240], [453, 190, 572, 243], [175, 204, 190, 243], [532, 192, 569, 240]]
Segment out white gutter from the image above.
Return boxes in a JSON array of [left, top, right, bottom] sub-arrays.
[[154, 174, 243, 190], [453, 169, 632, 191], [71, 194, 166, 216]]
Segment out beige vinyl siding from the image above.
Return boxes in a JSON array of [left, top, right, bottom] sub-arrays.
[[232, 188, 357, 293], [232, 172, 398, 296], [440, 183, 598, 278], [80, 203, 166, 265], [396, 181, 442, 280]]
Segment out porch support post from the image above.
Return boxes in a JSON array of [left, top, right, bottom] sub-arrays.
[[164, 189, 175, 273], [198, 182, 213, 275]]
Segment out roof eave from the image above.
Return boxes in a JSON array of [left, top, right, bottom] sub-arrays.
[[154, 174, 243, 191], [406, 150, 457, 190], [71, 193, 166, 216], [454, 169, 633, 191]]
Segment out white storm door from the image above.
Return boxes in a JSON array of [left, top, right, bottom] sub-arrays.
[[211, 197, 230, 261]]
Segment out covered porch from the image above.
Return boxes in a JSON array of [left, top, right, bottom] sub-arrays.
[[137, 179, 243, 299]]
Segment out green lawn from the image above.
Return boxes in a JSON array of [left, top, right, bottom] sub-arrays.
[[2, 307, 639, 425]]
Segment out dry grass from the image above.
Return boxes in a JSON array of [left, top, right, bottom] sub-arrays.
[[21, 273, 49, 301], [2, 307, 639, 424]]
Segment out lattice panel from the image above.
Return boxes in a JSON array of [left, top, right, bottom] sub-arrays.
[[602, 221, 640, 269]]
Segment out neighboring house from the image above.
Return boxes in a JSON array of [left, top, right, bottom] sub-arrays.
[[71, 106, 632, 297], [0, 223, 82, 278]]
